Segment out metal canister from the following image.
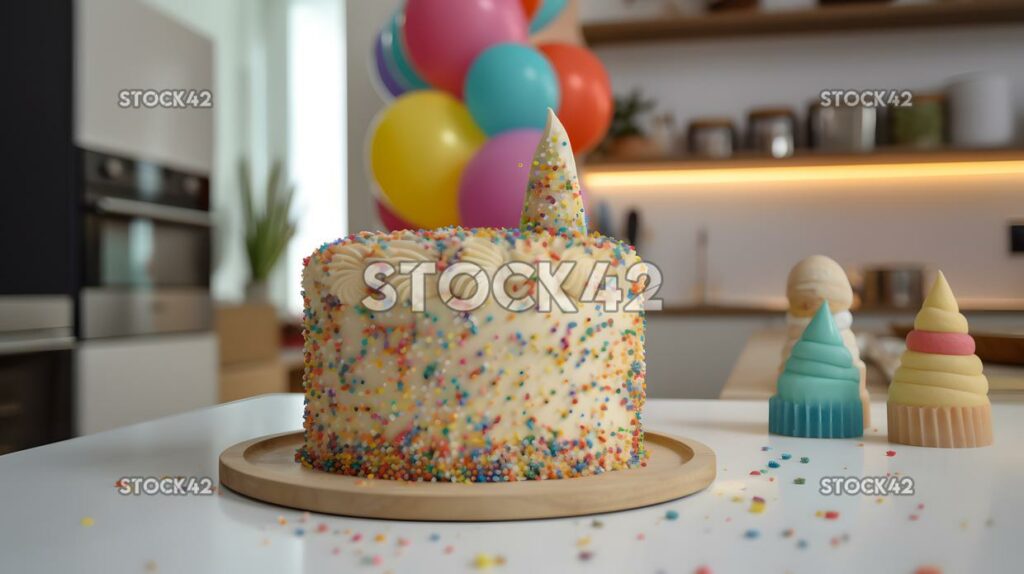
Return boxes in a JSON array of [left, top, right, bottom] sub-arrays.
[[808, 102, 876, 152], [747, 108, 797, 158], [687, 118, 736, 159]]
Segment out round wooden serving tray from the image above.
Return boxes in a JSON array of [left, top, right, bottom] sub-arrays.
[[219, 431, 715, 521]]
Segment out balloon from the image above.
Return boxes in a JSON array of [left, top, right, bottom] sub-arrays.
[[458, 129, 542, 228], [405, 0, 527, 96], [538, 43, 613, 153], [389, 8, 430, 91], [529, 0, 567, 34], [464, 43, 560, 136], [370, 91, 485, 228], [520, 0, 542, 20], [376, 197, 418, 231], [372, 28, 405, 99]]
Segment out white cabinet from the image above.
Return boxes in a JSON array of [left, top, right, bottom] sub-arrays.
[[76, 333, 218, 434]]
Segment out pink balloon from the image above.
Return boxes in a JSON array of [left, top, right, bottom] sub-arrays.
[[376, 198, 417, 231], [458, 129, 541, 228], [405, 0, 528, 97]]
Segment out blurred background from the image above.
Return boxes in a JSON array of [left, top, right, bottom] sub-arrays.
[[1, 0, 1022, 453]]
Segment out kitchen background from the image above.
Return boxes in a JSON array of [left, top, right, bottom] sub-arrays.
[[1, 0, 1021, 453]]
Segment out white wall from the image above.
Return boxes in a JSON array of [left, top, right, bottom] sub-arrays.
[[345, 0, 401, 233]]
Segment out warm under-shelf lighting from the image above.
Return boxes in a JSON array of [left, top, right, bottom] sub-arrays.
[[584, 160, 1024, 189]]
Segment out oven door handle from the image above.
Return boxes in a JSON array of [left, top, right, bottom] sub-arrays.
[[0, 336, 75, 356], [92, 197, 212, 228]]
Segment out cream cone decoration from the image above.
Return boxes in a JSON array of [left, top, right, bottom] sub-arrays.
[[887, 272, 993, 448], [780, 255, 870, 426], [520, 109, 587, 234]]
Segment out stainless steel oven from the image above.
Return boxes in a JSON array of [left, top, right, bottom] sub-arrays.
[[80, 150, 212, 338]]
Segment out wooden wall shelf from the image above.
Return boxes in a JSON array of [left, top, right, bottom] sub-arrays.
[[582, 2, 1024, 46], [584, 148, 1024, 172]]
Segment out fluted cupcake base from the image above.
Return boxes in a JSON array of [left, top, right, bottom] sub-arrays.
[[887, 403, 993, 448], [769, 396, 864, 438]]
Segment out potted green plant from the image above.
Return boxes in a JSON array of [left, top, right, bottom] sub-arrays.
[[600, 89, 662, 160], [239, 159, 296, 303]]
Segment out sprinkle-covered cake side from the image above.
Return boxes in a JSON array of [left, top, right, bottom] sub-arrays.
[[296, 226, 647, 482]]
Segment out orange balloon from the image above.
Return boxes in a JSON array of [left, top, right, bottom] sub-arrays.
[[539, 43, 613, 154], [521, 0, 542, 20]]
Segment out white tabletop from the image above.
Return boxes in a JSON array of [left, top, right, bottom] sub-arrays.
[[2, 394, 1021, 574]]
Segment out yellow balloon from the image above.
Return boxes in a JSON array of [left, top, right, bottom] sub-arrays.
[[370, 91, 485, 228]]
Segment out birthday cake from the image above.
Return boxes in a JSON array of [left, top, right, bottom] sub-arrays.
[[297, 112, 648, 482], [887, 272, 993, 448]]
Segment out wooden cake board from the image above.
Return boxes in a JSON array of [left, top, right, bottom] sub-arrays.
[[219, 431, 716, 521]]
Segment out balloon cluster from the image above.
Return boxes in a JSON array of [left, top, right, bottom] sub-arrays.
[[369, 0, 612, 230]]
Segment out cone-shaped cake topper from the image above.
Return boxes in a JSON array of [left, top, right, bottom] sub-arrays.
[[914, 271, 968, 333], [520, 109, 587, 234], [769, 300, 863, 438], [800, 299, 847, 347], [888, 271, 993, 447]]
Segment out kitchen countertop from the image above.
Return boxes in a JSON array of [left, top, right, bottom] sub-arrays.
[[2, 394, 1021, 573]]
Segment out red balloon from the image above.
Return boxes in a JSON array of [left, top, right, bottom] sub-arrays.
[[538, 44, 613, 154], [376, 198, 418, 231], [521, 0, 542, 20]]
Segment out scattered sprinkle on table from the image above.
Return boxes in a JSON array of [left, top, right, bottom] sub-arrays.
[[80, 517, 95, 527], [577, 536, 591, 548], [277, 516, 287, 526], [591, 519, 604, 529], [374, 533, 387, 543], [473, 553, 502, 570], [767, 460, 781, 468], [294, 528, 305, 537], [914, 566, 943, 574], [316, 523, 328, 533], [578, 551, 594, 562], [800, 457, 810, 464], [665, 510, 680, 520], [816, 510, 840, 520], [749, 471, 761, 476], [744, 529, 760, 539], [144, 560, 158, 572], [694, 566, 712, 574], [781, 453, 792, 460], [749, 497, 766, 514], [761, 446, 772, 451], [781, 528, 794, 538], [429, 533, 441, 542], [793, 478, 806, 485], [797, 539, 808, 549], [886, 450, 897, 457]]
